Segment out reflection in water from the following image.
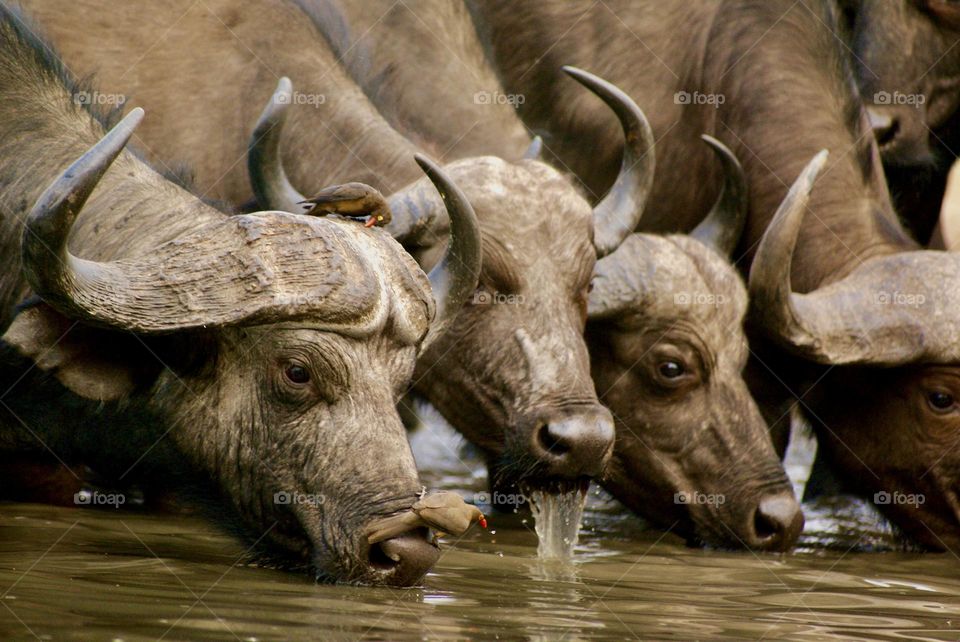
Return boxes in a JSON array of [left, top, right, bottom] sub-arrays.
[[2, 419, 960, 639]]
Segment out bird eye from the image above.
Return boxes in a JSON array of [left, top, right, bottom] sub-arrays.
[[284, 364, 311, 385], [658, 361, 685, 379], [927, 390, 955, 412]]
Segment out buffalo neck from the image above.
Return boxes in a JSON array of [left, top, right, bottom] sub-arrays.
[[12, 0, 429, 206], [281, 83, 425, 196], [705, 0, 917, 292], [470, 0, 918, 292], [331, 0, 532, 161]]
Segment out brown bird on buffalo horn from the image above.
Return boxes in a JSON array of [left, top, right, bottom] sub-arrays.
[[298, 182, 393, 228], [365, 491, 487, 545]]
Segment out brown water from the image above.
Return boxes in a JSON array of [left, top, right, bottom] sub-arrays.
[[2, 419, 959, 641]]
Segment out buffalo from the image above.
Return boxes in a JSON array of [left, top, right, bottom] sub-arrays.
[[588, 138, 802, 550], [471, 0, 960, 550], [15, 0, 659, 503], [0, 3, 483, 585], [323, 0, 803, 550]]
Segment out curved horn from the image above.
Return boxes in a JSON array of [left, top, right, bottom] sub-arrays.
[[249, 78, 442, 247], [21, 108, 145, 321], [748, 150, 829, 355], [23, 108, 391, 335], [563, 66, 655, 258], [751, 148, 960, 365], [411, 155, 482, 354], [691, 135, 748, 257], [522, 135, 543, 160], [248, 76, 310, 213]]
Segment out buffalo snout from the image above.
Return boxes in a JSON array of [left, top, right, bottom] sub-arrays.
[[367, 528, 440, 587], [866, 104, 932, 165], [744, 490, 804, 552], [526, 405, 615, 479]]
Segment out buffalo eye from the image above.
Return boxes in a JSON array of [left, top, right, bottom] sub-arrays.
[[658, 361, 685, 379], [927, 390, 955, 412], [284, 364, 311, 385]]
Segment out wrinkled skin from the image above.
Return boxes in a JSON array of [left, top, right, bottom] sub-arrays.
[[18, 0, 617, 498], [588, 236, 801, 550], [3, 238, 437, 586], [193, 325, 427, 582], [408, 158, 613, 492], [472, 0, 960, 550], [807, 365, 960, 551], [0, 5, 451, 585], [321, 0, 802, 544]]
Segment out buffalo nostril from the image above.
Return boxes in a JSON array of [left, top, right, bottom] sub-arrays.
[[753, 506, 778, 540], [537, 423, 571, 456], [529, 410, 615, 478], [867, 107, 899, 147], [368, 529, 440, 587], [751, 492, 804, 552]]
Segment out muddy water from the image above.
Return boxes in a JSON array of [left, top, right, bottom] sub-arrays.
[[2, 417, 960, 640]]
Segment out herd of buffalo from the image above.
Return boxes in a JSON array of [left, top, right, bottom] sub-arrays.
[[1, 0, 959, 587]]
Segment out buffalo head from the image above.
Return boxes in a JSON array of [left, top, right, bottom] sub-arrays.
[[750, 149, 960, 551], [588, 137, 803, 551], [3, 109, 483, 585]]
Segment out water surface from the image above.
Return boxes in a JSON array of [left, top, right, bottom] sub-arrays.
[[1, 418, 958, 640]]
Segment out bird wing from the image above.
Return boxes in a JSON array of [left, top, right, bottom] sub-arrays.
[[300, 182, 373, 205], [364, 512, 424, 545]]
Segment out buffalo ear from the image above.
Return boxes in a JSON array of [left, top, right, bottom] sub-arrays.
[[2, 302, 162, 401]]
